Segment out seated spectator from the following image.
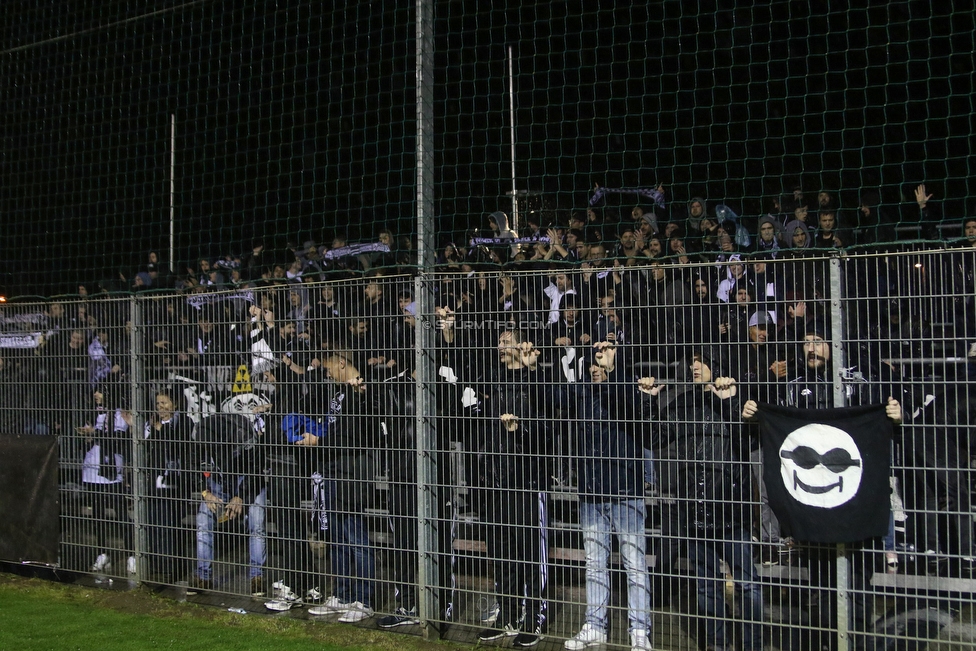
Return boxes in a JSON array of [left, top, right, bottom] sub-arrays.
[[189, 414, 268, 597]]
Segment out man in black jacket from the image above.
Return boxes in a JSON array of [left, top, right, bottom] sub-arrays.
[[640, 347, 763, 651], [305, 354, 378, 624], [477, 328, 551, 648], [143, 391, 194, 582], [742, 320, 906, 651]]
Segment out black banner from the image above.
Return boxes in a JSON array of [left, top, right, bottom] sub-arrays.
[[757, 402, 892, 543], [0, 435, 60, 564]]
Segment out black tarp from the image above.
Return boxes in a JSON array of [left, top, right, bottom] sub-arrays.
[[0, 435, 60, 564]]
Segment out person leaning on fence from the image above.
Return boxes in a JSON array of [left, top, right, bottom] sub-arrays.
[[143, 391, 194, 582], [741, 318, 905, 651], [264, 354, 330, 611], [561, 339, 652, 651], [375, 369, 424, 629], [302, 354, 378, 624], [639, 346, 765, 651], [78, 387, 136, 577], [897, 372, 976, 577], [477, 328, 552, 648]]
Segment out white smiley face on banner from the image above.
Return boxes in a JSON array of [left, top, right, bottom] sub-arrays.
[[779, 423, 863, 508]]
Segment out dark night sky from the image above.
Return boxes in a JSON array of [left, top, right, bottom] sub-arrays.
[[0, 0, 973, 296]]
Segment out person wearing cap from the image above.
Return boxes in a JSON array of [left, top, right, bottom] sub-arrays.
[[487, 211, 519, 260], [686, 196, 709, 233], [634, 206, 658, 238]]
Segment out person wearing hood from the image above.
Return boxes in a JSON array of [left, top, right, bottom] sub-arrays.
[[785, 220, 812, 250], [753, 215, 784, 258], [487, 211, 520, 260], [638, 347, 764, 651], [783, 218, 833, 301], [716, 254, 753, 304], [686, 197, 710, 233], [715, 204, 751, 249]]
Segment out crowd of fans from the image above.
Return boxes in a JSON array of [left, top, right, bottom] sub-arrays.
[[1, 182, 974, 651]]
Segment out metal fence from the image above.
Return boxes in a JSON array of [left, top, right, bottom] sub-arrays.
[[2, 247, 975, 651]]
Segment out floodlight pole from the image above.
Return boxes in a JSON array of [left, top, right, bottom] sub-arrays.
[[169, 113, 176, 273], [508, 45, 518, 231]]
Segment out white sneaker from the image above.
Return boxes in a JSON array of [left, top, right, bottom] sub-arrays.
[[480, 601, 500, 624], [270, 580, 291, 597], [631, 629, 652, 651], [264, 581, 302, 611], [337, 601, 374, 623], [265, 598, 302, 612], [305, 587, 323, 603], [92, 554, 111, 573], [308, 596, 351, 616], [126, 556, 137, 575], [564, 623, 607, 650]]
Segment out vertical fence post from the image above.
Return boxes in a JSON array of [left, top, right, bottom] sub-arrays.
[[829, 254, 850, 651], [415, 0, 439, 637], [128, 295, 148, 583]]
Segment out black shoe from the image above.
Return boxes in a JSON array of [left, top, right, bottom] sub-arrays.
[[478, 622, 519, 641], [378, 607, 420, 628], [513, 627, 544, 648]]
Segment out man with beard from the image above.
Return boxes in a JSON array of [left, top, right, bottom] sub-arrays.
[[742, 320, 904, 651]]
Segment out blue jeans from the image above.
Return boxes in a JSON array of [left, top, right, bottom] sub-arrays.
[[686, 529, 764, 651], [329, 511, 375, 607], [580, 498, 651, 633], [196, 479, 267, 580]]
